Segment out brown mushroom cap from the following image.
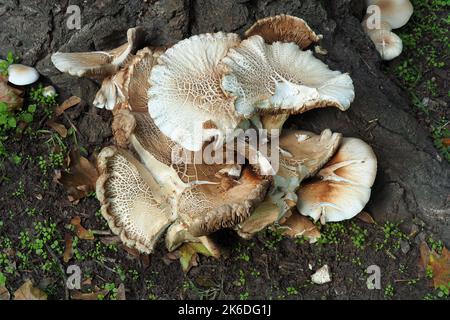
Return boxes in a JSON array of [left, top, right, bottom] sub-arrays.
[[279, 209, 321, 243], [51, 27, 145, 79], [96, 146, 174, 254], [297, 137, 377, 223], [245, 14, 322, 49], [112, 109, 271, 237]]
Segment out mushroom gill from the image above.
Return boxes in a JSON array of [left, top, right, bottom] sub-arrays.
[[51, 27, 145, 78]]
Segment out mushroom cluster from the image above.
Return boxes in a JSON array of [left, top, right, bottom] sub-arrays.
[[362, 0, 414, 60], [52, 15, 377, 258]]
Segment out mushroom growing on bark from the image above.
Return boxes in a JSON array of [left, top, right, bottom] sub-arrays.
[[51, 27, 145, 78], [362, 0, 413, 60], [297, 138, 377, 224]]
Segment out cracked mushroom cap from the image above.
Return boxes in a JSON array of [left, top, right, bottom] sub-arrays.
[[245, 14, 322, 49], [367, 29, 403, 61], [297, 138, 377, 224], [94, 48, 162, 111], [221, 35, 354, 118], [96, 146, 175, 254], [112, 109, 272, 236], [278, 129, 342, 180], [366, 0, 413, 29], [7, 64, 39, 86], [51, 27, 145, 78], [148, 32, 243, 151]]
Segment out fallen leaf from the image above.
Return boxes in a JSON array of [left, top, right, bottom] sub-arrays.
[[46, 120, 68, 138], [0, 286, 10, 300], [419, 241, 431, 273], [442, 138, 450, 147], [428, 247, 450, 288], [70, 216, 95, 240], [0, 78, 23, 111], [280, 213, 321, 243], [55, 149, 98, 202], [63, 233, 74, 263], [71, 288, 107, 300], [117, 283, 126, 300], [356, 211, 376, 224], [178, 243, 213, 273], [55, 96, 81, 116], [13, 280, 47, 300]]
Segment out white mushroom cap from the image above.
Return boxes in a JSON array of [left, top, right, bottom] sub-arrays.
[[96, 146, 175, 254], [42, 85, 56, 97], [7, 64, 39, 86], [368, 29, 403, 61], [297, 138, 377, 223], [221, 35, 354, 117], [148, 32, 242, 151], [245, 14, 322, 49], [366, 0, 413, 29], [51, 27, 145, 78]]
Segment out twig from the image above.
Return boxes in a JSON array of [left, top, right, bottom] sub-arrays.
[[45, 244, 69, 300]]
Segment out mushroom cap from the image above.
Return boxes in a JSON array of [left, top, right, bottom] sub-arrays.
[[7, 64, 39, 86], [96, 146, 175, 254], [366, 0, 413, 29], [361, 15, 393, 33], [278, 129, 342, 180], [279, 210, 321, 243], [0, 77, 23, 110], [51, 27, 145, 78], [245, 14, 321, 49], [221, 35, 354, 117], [94, 47, 160, 111], [368, 29, 403, 61], [179, 165, 270, 237], [297, 137, 377, 223], [148, 32, 242, 151]]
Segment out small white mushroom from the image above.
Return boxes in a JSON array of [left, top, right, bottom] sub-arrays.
[[42, 85, 56, 97], [7, 64, 39, 86], [311, 265, 332, 284], [368, 29, 403, 61]]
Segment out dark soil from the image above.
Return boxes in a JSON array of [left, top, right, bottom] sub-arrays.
[[0, 0, 449, 300]]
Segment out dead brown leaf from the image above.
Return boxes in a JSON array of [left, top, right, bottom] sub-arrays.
[[442, 138, 450, 147], [71, 288, 108, 300], [55, 96, 81, 116], [55, 149, 98, 202], [0, 78, 23, 111], [0, 286, 10, 300], [419, 241, 431, 273], [63, 233, 74, 263], [46, 120, 68, 138], [356, 211, 376, 224], [429, 247, 450, 288], [280, 213, 321, 243], [70, 216, 95, 240], [13, 280, 47, 300]]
